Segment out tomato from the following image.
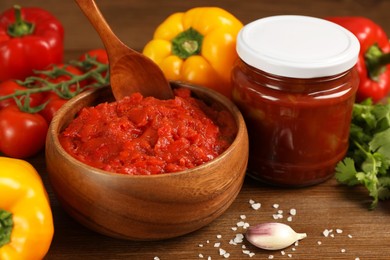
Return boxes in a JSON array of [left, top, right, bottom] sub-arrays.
[[79, 49, 109, 84], [0, 106, 48, 158], [40, 96, 67, 123], [79, 48, 109, 64], [0, 80, 44, 109], [38, 64, 88, 98]]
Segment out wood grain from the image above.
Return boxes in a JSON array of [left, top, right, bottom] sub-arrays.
[[0, 0, 389, 259]]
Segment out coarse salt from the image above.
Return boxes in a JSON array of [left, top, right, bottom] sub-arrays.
[[199, 253, 204, 258], [273, 204, 279, 209], [290, 208, 297, 215], [251, 203, 261, 210], [217, 234, 222, 239], [154, 257, 160, 260], [249, 199, 255, 204], [268, 255, 274, 259], [214, 242, 220, 248], [233, 233, 244, 244], [336, 229, 343, 234], [240, 215, 246, 220], [287, 216, 293, 222], [348, 234, 353, 238], [341, 249, 346, 253], [219, 248, 226, 256]]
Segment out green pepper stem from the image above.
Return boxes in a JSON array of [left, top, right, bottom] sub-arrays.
[[0, 209, 13, 248], [7, 5, 35, 37], [171, 27, 204, 59], [365, 44, 390, 81]]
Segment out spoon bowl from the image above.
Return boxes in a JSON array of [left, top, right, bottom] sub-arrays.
[[75, 0, 173, 100]]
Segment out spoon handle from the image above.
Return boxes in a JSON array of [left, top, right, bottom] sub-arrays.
[[74, 0, 125, 59]]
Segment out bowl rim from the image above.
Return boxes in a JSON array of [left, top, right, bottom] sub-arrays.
[[48, 81, 248, 179]]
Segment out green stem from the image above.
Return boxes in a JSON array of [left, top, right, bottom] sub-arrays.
[[171, 27, 204, 59], [365, 44, 390, 81], [0, 209, 13, 248], [7, 5, 35, 37], [0, 58, 109, 113]]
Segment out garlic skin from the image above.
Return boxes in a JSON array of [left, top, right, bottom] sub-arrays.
[[245, 222, 307, 250]]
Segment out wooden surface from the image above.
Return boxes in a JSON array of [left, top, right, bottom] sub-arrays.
[[1, 0, 390, 259]]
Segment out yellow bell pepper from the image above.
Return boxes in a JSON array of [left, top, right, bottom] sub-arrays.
[[0, 157, 54, 260], [143, 7, 243, 99]]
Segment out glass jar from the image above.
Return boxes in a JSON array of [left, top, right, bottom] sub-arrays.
[[232, 15, 360, 187]]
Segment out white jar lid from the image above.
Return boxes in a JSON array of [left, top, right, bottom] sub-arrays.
[[236, 15, 360, 78]]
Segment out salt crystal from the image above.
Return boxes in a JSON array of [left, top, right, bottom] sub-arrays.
[[273, 204, 279, 209], [217, 234, 222, 239], [292, 247, 296, 251], [199, 244, 204, 247], [277, 209, 283, 214], [243, 250, 250, 255], [199, 253, 204, 258], [236, 221, 245, 227], [348, 234, 353, 238], [214, 242, 220, 247], [287, 216, 293, 222], [249, 199, 255, 204], [251, 203, 261, 210], [233, 233, 244, 243], [219, 248, 226, 256], [288, 254, 292, 258], [281, 251, 286, 255], [330, 234, 335, 238], [223, 253, 230, 258], [317, 241, 322, 245], [154, 257, 160, 260], [341, 249, 346, 253], [249, 252, 255, 257], [268, 255, 274, 259], [323, 229, 331, 237], [273, 213, 283, 219], [206, 240, 210, 244], [294, 241, 299, 246], [231, 227, 237, 231], [229, 239, 236, 245], [290, 208, 297, 215], [240, 215, 246, 220], [243, 222, 250, 229], [242, 245, 246, 249], [336, 229, 343, 234]]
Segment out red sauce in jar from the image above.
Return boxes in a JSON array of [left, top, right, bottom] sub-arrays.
[[59, 88, 236, 175], [232, 15, 360, 187], [232, 62, 359, 186]]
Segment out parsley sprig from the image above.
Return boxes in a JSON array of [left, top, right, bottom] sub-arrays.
[[335, 99, 390, 209]]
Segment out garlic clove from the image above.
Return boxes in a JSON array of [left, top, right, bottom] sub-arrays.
[[245, 222, 307, 250]]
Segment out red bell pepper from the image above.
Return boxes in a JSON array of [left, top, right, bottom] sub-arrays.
[[326, 17, 390, 102], [0, 5, 64, 81]]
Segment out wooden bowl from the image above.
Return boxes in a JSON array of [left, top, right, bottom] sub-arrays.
[[45, 82, 249, 241]]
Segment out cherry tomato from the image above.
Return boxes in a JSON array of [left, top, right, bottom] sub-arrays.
[[79, 48, 109, 64], [38, 64, 88, 98], [40, 96, 67, 123], [0, 106, 48, 158], [79, 49, 109, 84], [0, 80, 44, 109]]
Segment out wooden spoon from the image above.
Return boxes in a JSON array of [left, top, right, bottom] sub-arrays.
[[74, 0, 173, 100]]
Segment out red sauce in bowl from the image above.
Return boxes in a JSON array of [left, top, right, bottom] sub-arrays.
[[59, 88, 237, 175]]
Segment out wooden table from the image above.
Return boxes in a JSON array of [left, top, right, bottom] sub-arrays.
[[1, 0, 390, 259]]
